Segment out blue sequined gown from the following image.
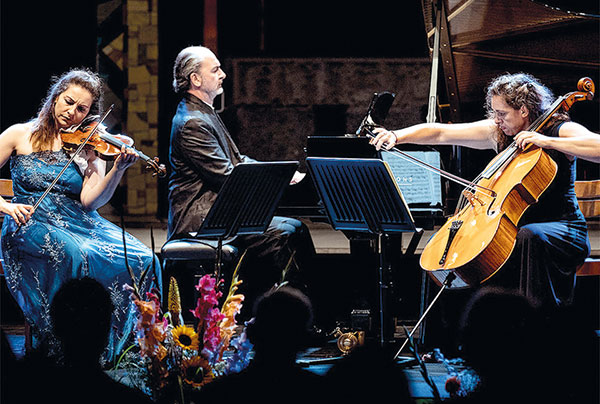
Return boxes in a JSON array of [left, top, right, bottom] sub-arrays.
[[1, 150, 161, 362]]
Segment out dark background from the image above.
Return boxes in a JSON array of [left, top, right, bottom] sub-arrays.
[[2, 0, 598, 162], [2, 0, 598, 177]]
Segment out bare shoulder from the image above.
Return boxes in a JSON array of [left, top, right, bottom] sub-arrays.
[[0, 122, 32, 149], [4, 122, 32, 135], [0, 122, 34, 167]]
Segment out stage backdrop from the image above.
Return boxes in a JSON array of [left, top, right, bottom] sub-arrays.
[[98, 0, 160, 217], [223, 58, 431, 172]]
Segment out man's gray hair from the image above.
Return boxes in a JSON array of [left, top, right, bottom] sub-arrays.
[[172, 46, 214, 94]]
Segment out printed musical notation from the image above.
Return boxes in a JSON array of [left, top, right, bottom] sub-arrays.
[[382, 151, 442, 207]]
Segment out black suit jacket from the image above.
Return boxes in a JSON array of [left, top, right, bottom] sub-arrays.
[[167, 93, 255, 240]]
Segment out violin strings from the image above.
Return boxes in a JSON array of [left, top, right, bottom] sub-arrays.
[[97, 130, 165, 177]]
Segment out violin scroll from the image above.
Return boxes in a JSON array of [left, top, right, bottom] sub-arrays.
[[145, 157, 167, 178]]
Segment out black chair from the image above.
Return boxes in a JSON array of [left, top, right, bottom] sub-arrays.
[[161, 238, 238, 268], [160, 238, 239, 320]]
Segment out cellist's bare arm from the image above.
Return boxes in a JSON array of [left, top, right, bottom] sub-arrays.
[[370, 119, 498, 151], [514, 122, 600, 163]]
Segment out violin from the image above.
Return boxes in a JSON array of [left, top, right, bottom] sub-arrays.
[[15, 105, 165, 234], [60, 116, 166, 178]]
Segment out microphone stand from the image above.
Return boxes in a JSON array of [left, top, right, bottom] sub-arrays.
[[394, 271, 455, 360]]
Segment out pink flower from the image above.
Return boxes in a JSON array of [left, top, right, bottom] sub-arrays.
[[191, 275, 223, 329], [203, 290, 221, 306], [190, 298, 211, 322], [195, 274, 222, 294], [191, 276, 222, 316], [201, 307, 226, 362]]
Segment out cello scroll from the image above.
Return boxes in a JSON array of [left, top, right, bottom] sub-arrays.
[[578, 76, 595, 98]]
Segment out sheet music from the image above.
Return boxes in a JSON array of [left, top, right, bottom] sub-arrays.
[[381, 151, 442, 206]]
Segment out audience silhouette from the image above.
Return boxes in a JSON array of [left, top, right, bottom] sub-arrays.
[[4, 277, 152, 404], [447, 286, 599, 404], [325, 341, 416, 403], [4, 279, 594, 404], [193, 285, 324, 404]]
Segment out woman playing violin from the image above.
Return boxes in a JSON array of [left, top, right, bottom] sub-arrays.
[[0, 68, 161, 362], [371, 72, 597, 308]]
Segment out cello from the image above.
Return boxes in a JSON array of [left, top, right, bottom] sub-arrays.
[[419, 77, 595, 288]]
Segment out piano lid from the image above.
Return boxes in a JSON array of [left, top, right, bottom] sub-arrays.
[[421, 0, 600, 123]]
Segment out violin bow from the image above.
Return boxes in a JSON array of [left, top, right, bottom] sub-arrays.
[[15, 105, 114, 233]]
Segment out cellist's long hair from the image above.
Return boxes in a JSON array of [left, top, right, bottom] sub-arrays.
[[30, 68, 103, 151], [485, 73, 568, 152]]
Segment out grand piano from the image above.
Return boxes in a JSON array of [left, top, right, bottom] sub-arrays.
[[277, 132, 447, 231], [278, 89, 447, 231]]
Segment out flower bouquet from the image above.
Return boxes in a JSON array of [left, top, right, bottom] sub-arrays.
[[116, 267, 253, 403]]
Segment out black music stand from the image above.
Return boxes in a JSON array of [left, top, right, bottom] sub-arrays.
[[306, 157, 418, 345], [196, 161, 298, 279]]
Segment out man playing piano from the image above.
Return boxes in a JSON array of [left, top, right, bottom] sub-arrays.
[[167, 46, 313, 319]]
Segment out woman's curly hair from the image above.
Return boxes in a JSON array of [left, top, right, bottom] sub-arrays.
[[485, 73, 568, 151]]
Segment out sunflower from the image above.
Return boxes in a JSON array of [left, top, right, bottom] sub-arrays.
[[172, 325, 200, 351], [181, 356, 214, 387]]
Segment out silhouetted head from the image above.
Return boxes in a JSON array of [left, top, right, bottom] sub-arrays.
[[50, 277, 114, 364], [246, 286, 313, 360], [326, 342, 413, 402], [459, 287, 541, 379]]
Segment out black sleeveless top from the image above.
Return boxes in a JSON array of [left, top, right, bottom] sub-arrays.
[[517, 121, 586, 226]]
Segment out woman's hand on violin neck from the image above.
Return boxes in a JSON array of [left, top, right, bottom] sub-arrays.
[[370, 127, 398, 150], [113, 145, 139, 172], [0, 199, 34, 225]]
